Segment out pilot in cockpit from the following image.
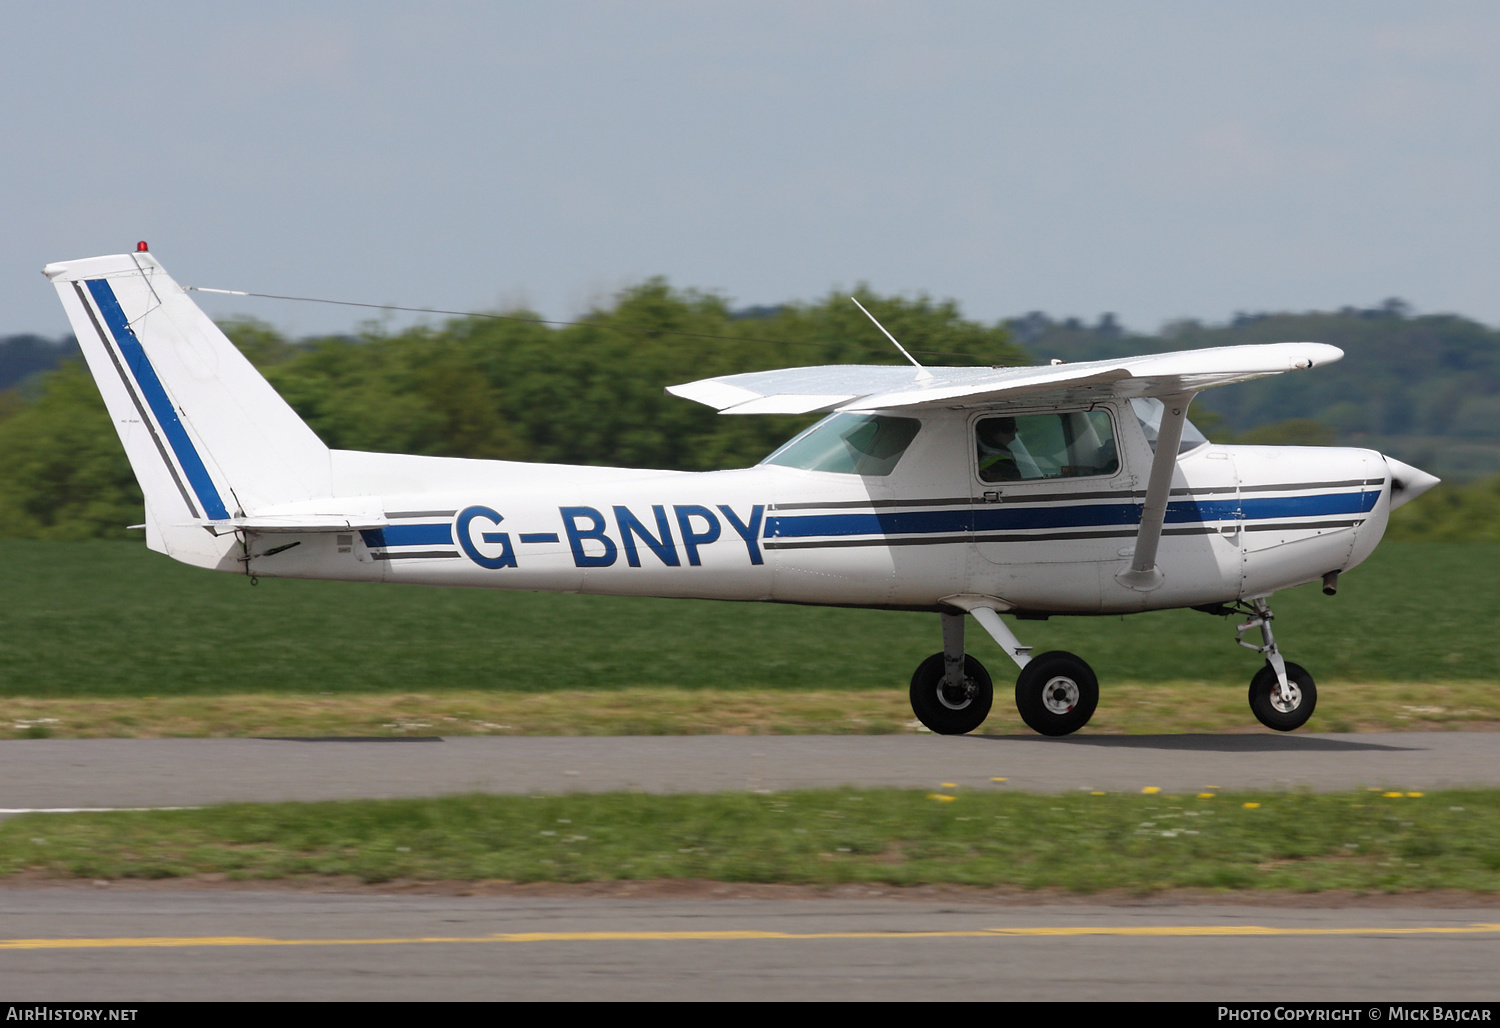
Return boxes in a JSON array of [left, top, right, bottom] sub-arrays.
[[977, 417, 1025, 482]]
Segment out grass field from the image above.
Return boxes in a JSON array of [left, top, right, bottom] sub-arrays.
[[3, 539, 1496, 697], [4, 788, 1497, 893], [3, 681, 1499, 738]]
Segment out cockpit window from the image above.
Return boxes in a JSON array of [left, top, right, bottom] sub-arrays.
[[976, 410, 1120, 483], [762, 413, 921, 476], [1131, 397, 1210, 455]]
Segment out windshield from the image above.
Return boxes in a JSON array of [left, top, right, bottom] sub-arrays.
[[761, 413, 921, 476], [1131, 397, 1209, 455]]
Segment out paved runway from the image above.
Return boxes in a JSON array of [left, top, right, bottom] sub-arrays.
[[2, 888, 1499, 1001], [1, 732, 1498, 810]]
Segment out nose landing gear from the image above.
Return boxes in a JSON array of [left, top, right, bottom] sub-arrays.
[[1236, 599, 1317, 732]]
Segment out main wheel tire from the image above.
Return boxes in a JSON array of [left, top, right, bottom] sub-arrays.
[[1014, 651, 1099, 737], [909, 653, 994, 735], [1248, 661, 1316, 731]]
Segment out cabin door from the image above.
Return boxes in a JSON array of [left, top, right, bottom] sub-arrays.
[[968, 407, 1131, 612]]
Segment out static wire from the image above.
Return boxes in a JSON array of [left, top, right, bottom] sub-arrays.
[[182, 286, 1016, 364]]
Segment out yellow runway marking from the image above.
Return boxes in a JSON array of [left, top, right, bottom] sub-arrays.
[[3, 924, 1500, 950]]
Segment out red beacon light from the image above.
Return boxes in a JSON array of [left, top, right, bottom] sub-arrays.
[[136, 241, 149, 252]]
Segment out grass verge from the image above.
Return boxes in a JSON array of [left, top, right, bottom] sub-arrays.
[[3, 681, 1498, 739], [4, 788, 1498, 893]]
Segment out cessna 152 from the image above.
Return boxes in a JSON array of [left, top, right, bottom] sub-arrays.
[[44, 248, 1441, 736]]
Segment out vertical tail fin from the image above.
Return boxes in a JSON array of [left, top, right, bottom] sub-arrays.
[[44, 250, 331, 567]]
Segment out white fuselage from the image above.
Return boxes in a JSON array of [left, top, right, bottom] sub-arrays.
[[234, 402, 1391, 614]]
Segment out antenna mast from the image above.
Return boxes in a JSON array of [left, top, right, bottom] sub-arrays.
[[851, 297, 930, 377]]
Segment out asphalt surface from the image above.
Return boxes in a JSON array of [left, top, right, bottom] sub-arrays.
[[1, 889, 1498, 1001], [1, 732, 1497, 810], [3, 732, 1499, 1001]]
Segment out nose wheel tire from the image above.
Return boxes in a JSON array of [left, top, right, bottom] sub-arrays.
[[1014, 651, 1099, 737], [909, 653, 994, 735], [1248, 661, 1316, 731]]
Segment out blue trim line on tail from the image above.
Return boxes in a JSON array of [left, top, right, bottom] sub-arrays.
[[85, 279, 230, 520]]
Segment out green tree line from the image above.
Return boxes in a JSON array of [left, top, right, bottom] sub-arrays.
[[1, 281, 1490, 541], [0, 282, 1022, 539]]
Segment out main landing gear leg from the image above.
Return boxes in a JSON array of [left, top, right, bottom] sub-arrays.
[[909, 613, 994, 735], [969, 609, 1101, 736], [947, 607, 1100, 738], [1237, 598, 1317, 732], [942, 611, 967, 697]]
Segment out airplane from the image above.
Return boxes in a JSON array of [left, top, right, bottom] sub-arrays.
[[43, 246, 1441, 736]]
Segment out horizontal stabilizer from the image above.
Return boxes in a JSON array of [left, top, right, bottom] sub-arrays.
[[181, 514, 392, 536]]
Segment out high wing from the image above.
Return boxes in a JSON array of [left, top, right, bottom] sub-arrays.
[[666, 342, 1344, 414], [670, 340, 1345, 597]]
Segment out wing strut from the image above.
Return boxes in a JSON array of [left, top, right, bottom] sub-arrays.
[[1115, 391, 1196, 592]]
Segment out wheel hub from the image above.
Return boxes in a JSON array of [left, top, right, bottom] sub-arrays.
[[938, 676, 975, 710], [1042, 676, 1079, 715], [1270, 680, 1302, 714]]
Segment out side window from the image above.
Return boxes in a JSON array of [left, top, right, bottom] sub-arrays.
[[976, 411, 1119, 483]]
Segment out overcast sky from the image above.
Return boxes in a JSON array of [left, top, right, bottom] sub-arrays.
[[6, 1, 1500, 340]]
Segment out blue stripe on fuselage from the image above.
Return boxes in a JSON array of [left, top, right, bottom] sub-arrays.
[[765, 491, 1379, 539], [85, 278, 231, 521], [360, 524, 455, 548], [1240, 491, 1379, 520]]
